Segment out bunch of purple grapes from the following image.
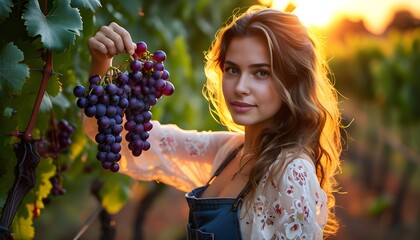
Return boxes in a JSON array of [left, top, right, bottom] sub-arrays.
[[50, 174, 66, 196], [73, 41, 174, 172], [37, 118, 76, 158], [57, 119, 75, 149]]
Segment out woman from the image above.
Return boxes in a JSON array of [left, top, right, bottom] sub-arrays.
[[85, 5, 342, 239]]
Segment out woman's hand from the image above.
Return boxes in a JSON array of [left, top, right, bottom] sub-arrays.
[[88, 22, 137, 76]]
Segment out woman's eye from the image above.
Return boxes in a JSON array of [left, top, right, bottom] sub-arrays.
[[225, 67, 239, 74], [256, 70, 269, 78]]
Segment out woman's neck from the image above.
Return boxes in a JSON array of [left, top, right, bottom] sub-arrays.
[[243, 126, 263, 155]]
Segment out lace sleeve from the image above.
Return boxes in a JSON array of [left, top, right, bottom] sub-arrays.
[[83, 117, 240, 192], [247, 158, 328, 240]]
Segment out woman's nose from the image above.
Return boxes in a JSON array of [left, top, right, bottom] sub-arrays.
[[234, 74, 251, 95]]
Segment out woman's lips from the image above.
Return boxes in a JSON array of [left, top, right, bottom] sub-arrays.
[[230, 101, 256, 113]]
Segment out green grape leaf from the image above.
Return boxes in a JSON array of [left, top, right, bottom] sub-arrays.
[[12, 74, 42, 131], [71, 0, 102, 12], [3, 107, 16, 118], [51, 92, 71, 111], [99, 173, 132, 214], [22, 0, 82, 53], [0, 42, 30, 94], [46, 73, 62, 97], [0, 0, 13, 22], [15, 40, 45, 71], [69, 127, 88, 160], [40, 92, 53, 113], [34, 157, 56, 208], [11, 209, 35, 239]]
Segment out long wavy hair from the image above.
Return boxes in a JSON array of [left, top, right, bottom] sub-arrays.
[[202, 5, 343, 237]]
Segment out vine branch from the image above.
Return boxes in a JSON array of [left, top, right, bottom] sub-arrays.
[[24, 51, 53, 141]]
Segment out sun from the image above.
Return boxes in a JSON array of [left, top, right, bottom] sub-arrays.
[[264, 0, 341, 28]]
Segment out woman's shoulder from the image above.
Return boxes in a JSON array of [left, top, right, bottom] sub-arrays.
[[260, 152, 325, 199], [211, 133, 244, 168], [268, 152, 316, 174]]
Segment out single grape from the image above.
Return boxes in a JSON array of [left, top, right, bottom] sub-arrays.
[[142, 141, 151, 150], [133, 123, 144, 134], [119, 98, 129, 108], [102, 161, 112, 169], [97, 151, 107, 161], [89, 75, 101, 85], [98, 117, 110, 129], [162, 81, 175, 96], [92, 85, 104, 96], [154, 62, 164, 71], [114, 115, 123, 124], [106, 105, 117, 117], [110, 163, 120, 173], [105, 83, 118, 95], [95, 103, 106, 117], [135, 41, 148, 55], [132, 149, 142, 157], [130, 60, 142, 72], [143, 121, 153, 131], [73, 85, 85, 98], [143, 61, 154, 70], [131, 71, 143, 82], [111, 143, 121, 154], [152, 70, 162, 80], [161, 70, 170, 80], [77, 98, 88, 108], [84, 105, 96, 117], [155, 79, 166, 90], [153, 50, 166, 62], [110, 95, 120, 105], [95, 133, 105, 143], [116, 73, 129, 86]]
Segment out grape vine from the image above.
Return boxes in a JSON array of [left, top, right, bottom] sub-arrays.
[[73, 41, 175, 172]]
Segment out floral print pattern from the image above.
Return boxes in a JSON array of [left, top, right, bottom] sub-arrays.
[[159, 131, 177, 154], [184, 136, 209, 157], [244, 159, 327, 240]]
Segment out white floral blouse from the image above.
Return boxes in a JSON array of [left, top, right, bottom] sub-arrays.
[[84, 120, 328, 239]]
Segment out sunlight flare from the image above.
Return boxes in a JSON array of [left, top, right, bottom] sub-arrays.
[[265, 0, 343, 28]]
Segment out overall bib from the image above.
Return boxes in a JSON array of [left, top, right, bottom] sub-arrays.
[[185, 145, 249, 240]]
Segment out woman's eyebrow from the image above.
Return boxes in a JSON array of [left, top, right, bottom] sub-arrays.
[[249, 63, 270, 68], [224, 60, 270, 69], [223, 60, 238, 67]]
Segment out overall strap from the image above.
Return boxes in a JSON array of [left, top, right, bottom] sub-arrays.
[[205, 144, 244, 186], [231, 181, 250, 211]]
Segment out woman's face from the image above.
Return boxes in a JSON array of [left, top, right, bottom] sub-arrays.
[[222, 36, 282, 130]]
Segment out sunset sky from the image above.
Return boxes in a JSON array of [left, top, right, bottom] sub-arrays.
[[265, 0, 420, 34]]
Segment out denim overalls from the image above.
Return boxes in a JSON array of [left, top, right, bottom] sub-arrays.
[[185, 145, 249, 240]]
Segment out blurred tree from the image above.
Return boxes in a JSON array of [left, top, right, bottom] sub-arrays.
[[386, 10, 420, 33]]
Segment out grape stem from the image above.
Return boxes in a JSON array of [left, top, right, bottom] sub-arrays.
[[100, 66, 122, 86], [24, 51, 53, 141]]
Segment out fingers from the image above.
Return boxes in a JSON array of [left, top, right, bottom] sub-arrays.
[[109, 22, 136, 55], [88, 22, 136, 59]]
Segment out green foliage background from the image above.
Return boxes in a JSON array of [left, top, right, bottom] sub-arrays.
[[330, 29, 420, 145], [0, 0, 257, 239]]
